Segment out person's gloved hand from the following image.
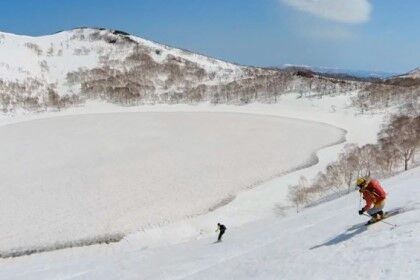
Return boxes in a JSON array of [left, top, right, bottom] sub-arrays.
[[358, 209, 365, 215]]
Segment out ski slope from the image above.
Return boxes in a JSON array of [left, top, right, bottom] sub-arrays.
[[1, 166, 419, 279], [142, 167, 420, 280], [0, 92, 409, 279]]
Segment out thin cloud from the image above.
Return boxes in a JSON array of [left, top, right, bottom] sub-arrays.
[[281, 0, 372, 24]]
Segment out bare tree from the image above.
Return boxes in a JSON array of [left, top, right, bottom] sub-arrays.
[[288, 176, 310, 213], [338, 144, 359, 192], [379, 115, 419, 170]]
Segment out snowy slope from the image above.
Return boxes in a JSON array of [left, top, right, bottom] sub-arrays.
[[396, 67, 420, 79], [0, 95, 400, 280], [1, 166, 419, 279], [0, 28, 252, 111], [2, 28, 416, 115], [0, 77, 416, 279], [146, 167, 420, 280], [0, 28, 244, 83], [0, 91, 385, 253]]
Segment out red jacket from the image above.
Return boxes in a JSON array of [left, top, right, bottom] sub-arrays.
[[361, 179, 386, 210]]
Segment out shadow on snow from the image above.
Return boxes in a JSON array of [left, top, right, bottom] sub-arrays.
[[310, 223, 367, 250], [309, 206, 417, 250]]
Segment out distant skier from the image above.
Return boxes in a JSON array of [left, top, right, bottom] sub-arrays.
[[356, 177, 387, 224], [216, 223, 226, 242]]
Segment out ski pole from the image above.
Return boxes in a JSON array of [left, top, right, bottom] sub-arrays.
[[363, 213, 396, 227]]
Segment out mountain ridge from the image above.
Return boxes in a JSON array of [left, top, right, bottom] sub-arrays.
[[0, 27, 418, 113]]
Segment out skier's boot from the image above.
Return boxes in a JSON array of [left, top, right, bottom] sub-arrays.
[[377, 210, 385, 220], [368, 211, 384, 224], [367, 217, 377, 224]]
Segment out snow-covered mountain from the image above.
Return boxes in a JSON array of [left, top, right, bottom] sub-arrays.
[[0, 28, 259, 111], [281, 64, 398, 79], [383, 67, 420, 87], [395, 67, 420, 79], [0, 28, 418, 113]]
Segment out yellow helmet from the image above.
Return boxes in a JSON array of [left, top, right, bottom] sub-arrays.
[[356, 177, 367, 188]]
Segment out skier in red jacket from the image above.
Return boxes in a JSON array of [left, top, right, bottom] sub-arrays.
[[356, 177, 387, 224]]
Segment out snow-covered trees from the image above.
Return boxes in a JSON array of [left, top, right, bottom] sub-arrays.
[[293, 114, 420, 208], [355, 80, 419, 113], [379, 115, 420, 171]]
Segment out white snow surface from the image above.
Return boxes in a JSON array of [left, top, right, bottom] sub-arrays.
[[0, 111, 343, 252], [1, 161, 419, 279], [0, 92, 405, 279]]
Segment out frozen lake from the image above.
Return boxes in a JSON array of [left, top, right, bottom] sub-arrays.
[[0, 112, 344, 252]]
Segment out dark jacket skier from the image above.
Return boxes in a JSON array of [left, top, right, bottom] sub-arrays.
[[216, 223, 226, 241]]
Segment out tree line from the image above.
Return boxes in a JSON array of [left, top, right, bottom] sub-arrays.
[[289, 114, 420, 212], [0, 28, 418, 113]]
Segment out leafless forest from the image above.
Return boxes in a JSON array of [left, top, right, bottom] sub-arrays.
[[0, 29, 418, 114], [289, 114, 420, 211]]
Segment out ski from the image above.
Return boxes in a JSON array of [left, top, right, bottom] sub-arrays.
[[364, 211, 397, 227]]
